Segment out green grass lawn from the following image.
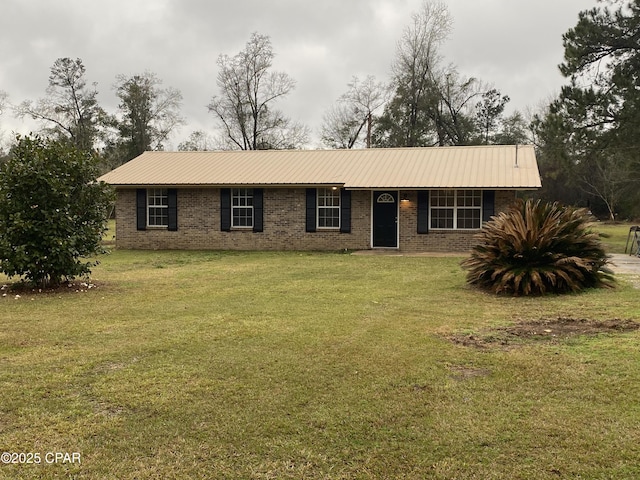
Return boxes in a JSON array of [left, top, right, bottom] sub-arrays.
[[1, 230, 640, 478], [597, 221, 640, 254]]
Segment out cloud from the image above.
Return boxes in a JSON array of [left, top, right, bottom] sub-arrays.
[[0, 0, 599, 149]]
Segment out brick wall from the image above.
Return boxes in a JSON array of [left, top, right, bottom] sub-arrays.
[[116, 188, 371, 251], [115, 188, 517, 252], [398, 190, 515, 252]]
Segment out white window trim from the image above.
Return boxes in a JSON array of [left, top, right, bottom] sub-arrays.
[[231, 188, 254, 229], [147, 188, 168, 228], [429, 189, 482, 231], [317, 188, 341, 230]]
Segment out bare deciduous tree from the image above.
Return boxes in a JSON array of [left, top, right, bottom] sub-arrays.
[[321, 76, 388, 149], [207, 32, 309, 150], [428, 67, 482, 146], [376, 0, 470, 147], [388, 0, 452, 146], [0, 90, 7, 117], [0, 91, 8, 157], [14, 58, 104, 153], [377, 1, 505, 147], [579, 152, 637, 221], [178, 130, 215, 151]]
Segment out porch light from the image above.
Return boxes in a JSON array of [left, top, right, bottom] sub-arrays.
[[400, 193, 410, 202]]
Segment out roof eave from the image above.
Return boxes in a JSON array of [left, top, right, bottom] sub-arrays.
[[106, 182, 347, 189], [107, 183, 541, 190]]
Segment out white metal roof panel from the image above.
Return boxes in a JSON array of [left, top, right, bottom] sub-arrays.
[[98, 145, 541, 189]]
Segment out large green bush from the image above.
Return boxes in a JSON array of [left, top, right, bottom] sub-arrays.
[[0, 135, 114, 287], [461, 199, 614, 295]]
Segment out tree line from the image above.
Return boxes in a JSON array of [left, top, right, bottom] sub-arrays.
[[1, 64, 185, 173], [0, 0, 638, 219], [0, 2, 523, 160], [533, 0, 640, 221]]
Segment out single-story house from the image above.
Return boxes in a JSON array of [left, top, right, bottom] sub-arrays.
[[98, 145, 541, 252]]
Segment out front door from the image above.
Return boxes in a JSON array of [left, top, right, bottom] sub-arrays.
[[372, 191, 398, 248]]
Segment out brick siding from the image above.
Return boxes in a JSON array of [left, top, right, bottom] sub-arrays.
[[398, 190, 515, 252], [115, 188, 517, 252]]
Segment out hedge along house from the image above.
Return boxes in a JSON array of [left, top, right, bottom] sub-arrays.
[[98, 145, 541, 252]]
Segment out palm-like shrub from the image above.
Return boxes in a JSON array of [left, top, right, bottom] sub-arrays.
[[461, 199, 614, 295]]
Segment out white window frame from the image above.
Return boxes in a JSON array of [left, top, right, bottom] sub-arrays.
[[147, 188, 168, 227], [317, 188, 340, 229], [429, 189, 482, 230], [231, 188, 254, 228]]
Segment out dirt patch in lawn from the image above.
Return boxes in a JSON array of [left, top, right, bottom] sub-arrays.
[[449, 317, 640, 349]]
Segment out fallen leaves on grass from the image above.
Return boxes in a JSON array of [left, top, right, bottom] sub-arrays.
[[0, 280, 102, 299]]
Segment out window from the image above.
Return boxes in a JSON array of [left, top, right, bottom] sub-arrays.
[[430, 189, 481, 229], [306, 188, 350, 233], [232, 188, 253, 227], [456, 190, 482, 229], [430, 190, 455, 229], [147, 188, 168, 227], [377, 193, 395, 203], [317, 188, 340, 228]]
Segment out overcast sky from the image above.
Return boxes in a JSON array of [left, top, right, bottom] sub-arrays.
[[0, 0, 599, 149]]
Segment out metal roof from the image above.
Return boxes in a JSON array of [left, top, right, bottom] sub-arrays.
[[98, 145, 541, 189]]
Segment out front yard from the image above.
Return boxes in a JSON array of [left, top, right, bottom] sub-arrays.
[[1, 227, 639, 479]]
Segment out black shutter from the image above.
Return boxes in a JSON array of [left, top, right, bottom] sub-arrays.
[[220, 188, 231, 231], [417, 190, 429, 234], [253, 188, 263, 232], [167, 188, 178, 231], [305, 188, 316, 232], [340, 189, 351, 233], [482, 190, 495, 224], [136, 189, 147, 231]]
